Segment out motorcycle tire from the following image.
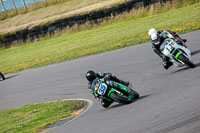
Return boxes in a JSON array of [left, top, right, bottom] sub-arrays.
[[0, 72, 5, 81], [178, 54, 195, 68], [130, 89, 139, 99], [110, 92, 132, 104]]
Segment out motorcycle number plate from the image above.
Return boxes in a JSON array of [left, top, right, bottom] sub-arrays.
[[166, 44, 174, 52], [97, 83, 107, 95]]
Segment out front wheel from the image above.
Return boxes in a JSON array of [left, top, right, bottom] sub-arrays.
[[0, 72, 5, 81], [178, 54, 195, 68], [130, 89, 139, 99], [110, 92, 132, 104]]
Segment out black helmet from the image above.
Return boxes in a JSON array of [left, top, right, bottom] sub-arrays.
[[86, 70, 96, 82]]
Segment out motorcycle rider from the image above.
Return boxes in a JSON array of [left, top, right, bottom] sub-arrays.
[[86, 70, 130, 107], [148, 28, 187, 69]]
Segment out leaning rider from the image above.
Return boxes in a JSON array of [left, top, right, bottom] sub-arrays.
[[86, 70, 129, 106], [148, 28, 187, 69]]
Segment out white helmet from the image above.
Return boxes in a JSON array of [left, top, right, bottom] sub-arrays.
[[148, 28, 160, 45]]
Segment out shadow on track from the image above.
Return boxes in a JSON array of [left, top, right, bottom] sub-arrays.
[[194, 62, 200, 68], [5, 74, 19, 80], [136, 95, 151, 101], [171, 67, 191, 74], [108, 94, 151, 109], [172, 62, 200, 74], [191, 50, 200, 56]]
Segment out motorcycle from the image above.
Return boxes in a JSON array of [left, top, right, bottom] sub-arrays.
[[91, 78, 139, 108], [0, 72, 5, 81], [160, 38, 195, 68]]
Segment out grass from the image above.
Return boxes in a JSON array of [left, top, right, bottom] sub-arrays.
[[0, 1, 200, 74], [0, 0, 127, 34], [0, 0, 126, 20], [0, 100, 88, 133]]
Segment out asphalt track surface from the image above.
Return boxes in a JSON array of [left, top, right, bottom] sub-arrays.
[[0, 30, 200, 133]]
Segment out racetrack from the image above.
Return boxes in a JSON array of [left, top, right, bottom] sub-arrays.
[[0, 30, 200, 133]]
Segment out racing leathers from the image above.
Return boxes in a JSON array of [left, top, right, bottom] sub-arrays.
[[151, 30, 187, 69], [88, 72, 129, 107]]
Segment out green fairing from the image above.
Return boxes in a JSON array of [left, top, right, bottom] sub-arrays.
[[108, 88, 116, 97], [106, 98, 112, 101], [176, 51, 182, 60], [100, 78, 105, 82], [114, 82, 128, 92], [93, 92, 98, 97], [120, 84, 128, 92], [114, 82, 118, 87]]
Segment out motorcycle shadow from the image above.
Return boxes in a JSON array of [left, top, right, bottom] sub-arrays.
[[171, 67, 191, 74], [172, 62, 200, 74], [194, 62, 200, 68], [108, 94, 151, 109], [4, 74, 19, 80], [191, 50, 200, 56]]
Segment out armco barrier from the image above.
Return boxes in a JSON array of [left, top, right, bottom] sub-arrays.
[[0, 0, 161, 47]]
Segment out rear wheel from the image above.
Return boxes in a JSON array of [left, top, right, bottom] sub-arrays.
[[110, 92, 132, 104], [0, 72, 5, 81], [178, 54, 195, 68]]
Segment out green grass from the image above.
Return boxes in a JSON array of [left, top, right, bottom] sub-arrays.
[[0, 100, 88, 133], [0, 2, 200, 74]]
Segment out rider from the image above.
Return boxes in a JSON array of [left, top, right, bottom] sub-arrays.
[[86, 70, 130, 106], [148, 28, 187, 69]]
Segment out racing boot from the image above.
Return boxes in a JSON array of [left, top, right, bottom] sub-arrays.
[[163, 57, 173, 70]]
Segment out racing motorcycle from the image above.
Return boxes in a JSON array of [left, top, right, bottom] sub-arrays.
[[0, 72, 5, 81], [91, 78, 139, 108], [160, 38, 195, 68]]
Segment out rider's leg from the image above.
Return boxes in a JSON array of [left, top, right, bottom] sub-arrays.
[[162, 56, 173, 70]]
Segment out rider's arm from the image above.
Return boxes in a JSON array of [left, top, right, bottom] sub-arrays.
[[92, 92, 99, 98], [167, 30, 178, 37], [96, 72, 112, 78], [88, 82, 92, 89]]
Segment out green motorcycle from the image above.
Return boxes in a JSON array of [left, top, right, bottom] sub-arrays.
[[91, 78, 139, 108]]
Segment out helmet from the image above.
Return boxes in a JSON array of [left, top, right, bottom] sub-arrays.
[[148, 28, 160, 45], [86, 70, 96, 82]]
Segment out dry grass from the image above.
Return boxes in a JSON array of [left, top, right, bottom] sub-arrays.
[[0, 0, 127, 34]]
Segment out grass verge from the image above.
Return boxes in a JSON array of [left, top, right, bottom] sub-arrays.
[[0, 2, 200, 74], [0, 100, 88, 133], [0, 0, 126, 33]]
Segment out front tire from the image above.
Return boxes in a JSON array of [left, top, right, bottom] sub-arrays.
[[130, 89, 139, 99], [0, 72, 5, 81], [178, 54, 195, 68], [110, 92, 132, 104]]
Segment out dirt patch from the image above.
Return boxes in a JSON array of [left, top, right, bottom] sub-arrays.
[[0, 0, 126, 34]]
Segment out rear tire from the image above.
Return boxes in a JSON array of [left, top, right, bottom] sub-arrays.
[[0, 72, 5, 81], [178, 54, 195, 68], [110, 92, 131, 104]]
